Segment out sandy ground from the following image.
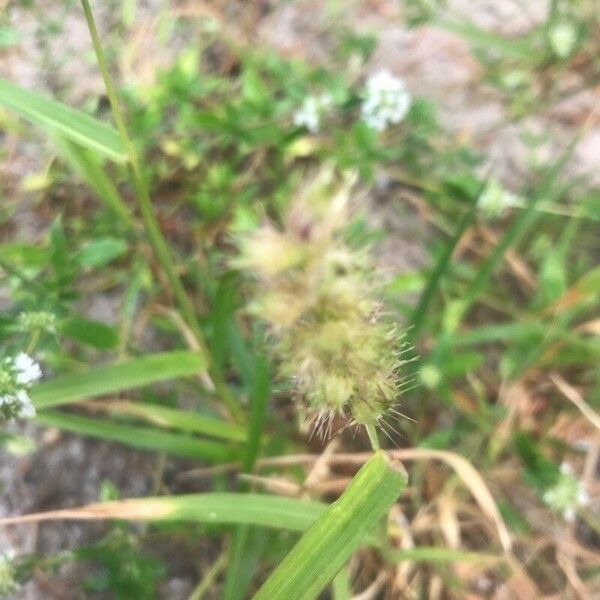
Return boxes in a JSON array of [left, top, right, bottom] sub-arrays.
[[1, 0, 598, 597]]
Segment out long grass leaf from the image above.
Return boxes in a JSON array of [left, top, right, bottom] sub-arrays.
[[410, 198, 478, 340], [0, 77, 127, 162], [0, 493, 327, 532], [253, 452, 407, 600], [35, 411, 236, 462], [89, 401, 247, 442], [460, 146, 575, 324], [222, 354, 271, 600], [30, 351, 206, 409]]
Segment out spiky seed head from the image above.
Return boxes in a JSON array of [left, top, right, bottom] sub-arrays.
[[236, 169, 409, 436]]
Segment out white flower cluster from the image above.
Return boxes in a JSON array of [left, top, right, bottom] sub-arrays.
[[478, 178, 519, 219], [293, 93, 334, 133], [0, 353, 42, 421], [543, 462, 590, 522], [361, 70, 411, 132]]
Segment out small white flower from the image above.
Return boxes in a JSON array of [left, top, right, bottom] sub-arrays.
[[18, 402, 36, 419], [478, 179, 519, 219], [543, 462, 590, 522], [577, 487, 590, 507], [293, 93, 334, 133], [361, 70, 411, 132], [560, 461, 573, 476], [16, 390, 36, 418], [13, 353, 42, 385], [549, 20, 577, 58]]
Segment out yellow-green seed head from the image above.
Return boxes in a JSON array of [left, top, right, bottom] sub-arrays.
[[236, 170, 408, 435]]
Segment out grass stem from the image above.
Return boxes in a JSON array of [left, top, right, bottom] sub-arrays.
[[365, 424, 381, 451], [79, 0, 242, 421]]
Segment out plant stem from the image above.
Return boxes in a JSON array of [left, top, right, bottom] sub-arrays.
[[189, 551, 228, 600], [79, 0, 201, 344], [365, 424, 380, 451], [79, 0, 242, 421]]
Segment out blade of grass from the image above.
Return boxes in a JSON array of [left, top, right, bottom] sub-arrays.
[[35, 411, 236, 462], [0, 77, 127, 162], [435, 18, 535, 59], [409, 195, 478, 341], [458, 143, 578, 327], [30, 350, 207, 409], [52, 135, 133, 224], [87, 401, 247, 442], [0, 493, 327, 532], [243, 354, 270, 471], [222, 353, 271, 600], [253, 452, 407, 600], [331, 565, 352, 600]]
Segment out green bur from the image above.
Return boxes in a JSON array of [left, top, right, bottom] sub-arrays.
[[253, 451, 407, 600]]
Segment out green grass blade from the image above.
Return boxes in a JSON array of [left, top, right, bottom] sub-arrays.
[[436, 18, 535, 59], [52, 135, 133, 223], [222, 354, 271, 600], [222, 525, 265, 600], [93, 401, 247, 442], [35, 411, 236, 462], [3, 493, 327, 532], [31, 351, 207, 409], [253, 452, 407, 600], [243, 354, 270, 471], [331, 565, 352, 600], [459, 148, 575, 326], [0, 77, 127, 162], [409, 198, 478, 340]]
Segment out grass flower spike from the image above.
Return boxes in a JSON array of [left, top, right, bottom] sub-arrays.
[[236, 170, 408, 438]]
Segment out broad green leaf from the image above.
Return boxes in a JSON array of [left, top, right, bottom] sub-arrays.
[[0, 244, 47, 267], [253, 452, 407, 600], [0, 77, 127, 162], [30, 351, 207, 408], [60, 317, 120, 349], [75, 237, 128, 268], [2, 493, 327, 532], [35, 411, 235, 463]]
